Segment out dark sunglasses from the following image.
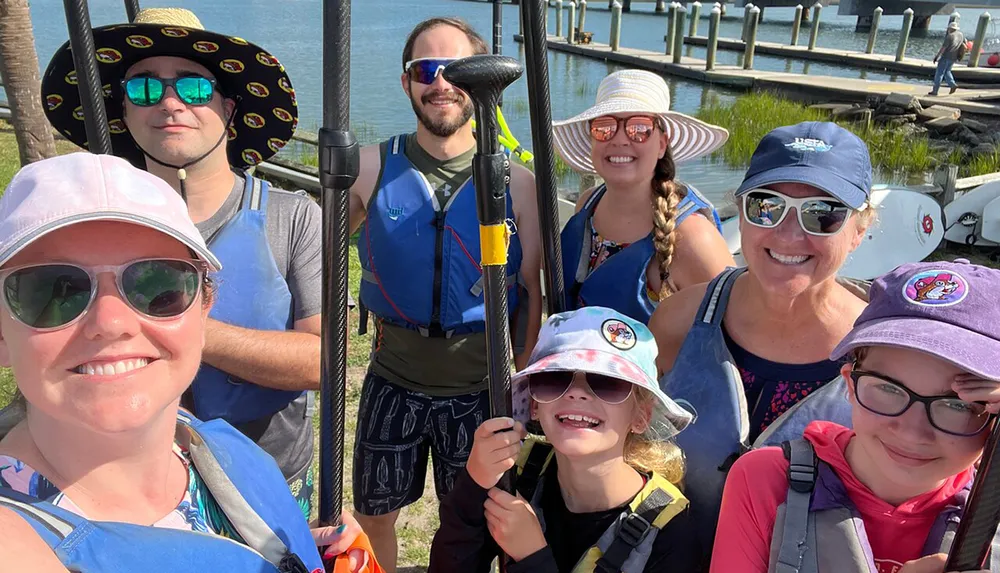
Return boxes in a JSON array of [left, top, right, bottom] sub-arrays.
[[122, 75, 218, 107], [849, 369, 993, 437], [588, 115, 660, 144], [742, 188, 854, 236], [528, 371, 634, 405], [1, 259, 205, 331], [403, 58, 457, 85]]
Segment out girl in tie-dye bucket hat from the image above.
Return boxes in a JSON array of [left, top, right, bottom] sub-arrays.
[[712, 259, 1000, 573], [429, 307, 701, 572]]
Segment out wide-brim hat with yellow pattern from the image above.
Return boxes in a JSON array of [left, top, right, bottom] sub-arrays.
[[41, 8, 297, 170], [552, 69, 729, 174]]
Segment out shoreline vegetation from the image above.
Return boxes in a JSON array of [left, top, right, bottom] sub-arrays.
[[696, 91, 1000, 182]]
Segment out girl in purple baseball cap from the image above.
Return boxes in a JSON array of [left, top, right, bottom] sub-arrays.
[[429, 307, 699, 573], [712, 259, 1000, 573]]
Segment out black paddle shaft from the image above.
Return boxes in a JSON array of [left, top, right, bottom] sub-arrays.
[[947, 422, 1000, 570], [123, 0, 140, 22], [62, 0, 112, 154], [444, 55, 522, 493], [318, 0, 359, 528]]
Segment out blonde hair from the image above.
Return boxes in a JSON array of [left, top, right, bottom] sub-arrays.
[[651, 141, 683, 301], [625, 387, 686, 488]]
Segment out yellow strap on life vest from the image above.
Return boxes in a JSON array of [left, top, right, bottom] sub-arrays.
[[573, 473, 689, 572]]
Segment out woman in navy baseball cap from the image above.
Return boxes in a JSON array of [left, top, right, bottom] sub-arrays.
[[713, 259, 1000, 573]]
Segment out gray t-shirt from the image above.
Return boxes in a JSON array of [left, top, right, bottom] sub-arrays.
[[193, 173, 322, 479]]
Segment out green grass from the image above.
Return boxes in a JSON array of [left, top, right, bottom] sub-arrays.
[[696, 91, 979, 181], [965, 150, 1000, 178]]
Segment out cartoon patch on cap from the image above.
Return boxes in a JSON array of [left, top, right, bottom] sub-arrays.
[[601, 319, 636, 351], [904, 270, 969, 307], [785, 137, 833, 153]]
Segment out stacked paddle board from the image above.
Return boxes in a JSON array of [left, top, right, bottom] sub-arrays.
[[943, 181, 1000, 247]]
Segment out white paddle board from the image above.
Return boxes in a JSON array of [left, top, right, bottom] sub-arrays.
[[719, 187, 943, 280], [977, 194, 1000, 244], [943, 180, 1000, 247]]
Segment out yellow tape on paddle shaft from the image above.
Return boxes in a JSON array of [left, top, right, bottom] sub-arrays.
[[480, 222, 510, 267]]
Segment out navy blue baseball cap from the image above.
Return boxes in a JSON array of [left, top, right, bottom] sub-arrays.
[[735, 122, 873, 210]]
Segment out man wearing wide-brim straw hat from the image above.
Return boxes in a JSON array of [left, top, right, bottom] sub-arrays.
[[41, 8, 324, 520]]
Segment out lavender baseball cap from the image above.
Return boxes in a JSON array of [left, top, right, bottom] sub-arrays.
[[831, 259, 1000, 380], [0, 153, 220, 271], [511, 306, 693, 440]]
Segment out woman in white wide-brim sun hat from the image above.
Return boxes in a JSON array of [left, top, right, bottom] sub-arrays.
[[554, 69, 735, 325]]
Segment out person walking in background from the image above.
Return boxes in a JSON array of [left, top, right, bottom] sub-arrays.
[[931, 21, 965, 96]]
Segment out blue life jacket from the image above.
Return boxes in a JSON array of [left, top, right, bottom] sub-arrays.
[[659, 267, 853, 558], [358, 135, 522, 337], [0, 411, 324, 573], [190, 175, 303, 426], [770, 438, 1000, 573], [560, 184, 722, 324]]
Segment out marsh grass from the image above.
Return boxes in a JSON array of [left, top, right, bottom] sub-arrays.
[[696, 91, 974, 181], [965, 150, 1000, 178]]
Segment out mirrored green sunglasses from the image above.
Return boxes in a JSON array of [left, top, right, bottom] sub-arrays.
[[122, 75, 217, 107]]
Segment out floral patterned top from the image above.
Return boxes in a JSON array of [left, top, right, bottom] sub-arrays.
[[722, 327, 843, 443], [587, 219, 661, 303], [0, 443, 242, 539]]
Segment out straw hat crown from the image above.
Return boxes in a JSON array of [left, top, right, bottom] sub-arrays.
[[552, 69, 729, 174], [132, 8, 205, 28]]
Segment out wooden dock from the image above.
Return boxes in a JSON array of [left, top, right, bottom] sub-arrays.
[[523, 35, 1000, 116], [682, 35, 1000, 83]]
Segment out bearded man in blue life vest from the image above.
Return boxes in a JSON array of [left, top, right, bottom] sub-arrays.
[[348, 17, 543, 572], [41, 8, 333, 521]]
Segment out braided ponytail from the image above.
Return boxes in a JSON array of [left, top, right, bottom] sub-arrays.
[[651, 142, 683, 301]]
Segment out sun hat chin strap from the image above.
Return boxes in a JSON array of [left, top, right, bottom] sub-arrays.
[[136, 98, 241, 203]]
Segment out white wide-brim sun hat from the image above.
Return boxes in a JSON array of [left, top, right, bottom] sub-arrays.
[[553, 69, 730, 174]]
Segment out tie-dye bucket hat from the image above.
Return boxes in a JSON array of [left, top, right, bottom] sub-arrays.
[[511, 306, 693, 440]]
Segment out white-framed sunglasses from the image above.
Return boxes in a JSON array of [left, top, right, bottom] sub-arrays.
[[741, 188, 858, 236], [403, 57, 458, 85]]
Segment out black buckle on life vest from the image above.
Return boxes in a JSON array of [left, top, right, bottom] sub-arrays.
[[595, 513, 653, 573], [278, 552, 310, 573], [782, 441, 817, 494], [417, 325, 455, 339]]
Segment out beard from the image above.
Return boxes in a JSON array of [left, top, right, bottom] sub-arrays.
[[409, 86, 474, 138]]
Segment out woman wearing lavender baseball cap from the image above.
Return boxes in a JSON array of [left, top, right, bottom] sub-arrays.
[[713, 259, 1000, 573], [0, 153, 370, 572]]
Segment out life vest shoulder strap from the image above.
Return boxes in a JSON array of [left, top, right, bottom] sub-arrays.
[[772, 439, 819, 573], [582, 473, 688, 573], [515, 438, 556, 503], [694, 267, 746, 326], [240, 174, 269, 213]]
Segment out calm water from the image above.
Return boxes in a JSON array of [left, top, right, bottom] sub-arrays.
[[20, 0, 1000, 201]]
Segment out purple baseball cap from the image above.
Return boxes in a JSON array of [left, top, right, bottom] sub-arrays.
[[735, 122, 873, 210], [0, 153, 221, 271], [831, 259, 1000, 380]]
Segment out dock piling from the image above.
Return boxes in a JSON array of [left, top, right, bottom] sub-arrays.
[[970, 11, 991, 69], [610, 1, 622, 51], [707, 4, 721, 70], [896, 8, 913, 62], [689, 1, 702, 37], [656, 0, 667, 12], [578, 0, 587, 37], [673, 5, 687, 63], [569, 1, 577, 42], [791, 4, 802, 45], [866, 6, 882, 54], [745, 6, 760, 69], [666, 2, 678, 55], [808, 3, 822, 51], [556, 0, 564, 37], [742, 3, 755, 42]]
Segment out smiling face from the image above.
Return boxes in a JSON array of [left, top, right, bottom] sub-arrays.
[[845, 346, 989, 500], [0, 221, 209, 435], [401, 24, 476, 138], [531, 372, 650, 460], [740, 182, 866, 298], [122, 56, 235, 167], [589, 114, 668, 189]]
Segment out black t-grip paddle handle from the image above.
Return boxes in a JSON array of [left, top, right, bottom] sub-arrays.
[[947, 421, 1000, 570]]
